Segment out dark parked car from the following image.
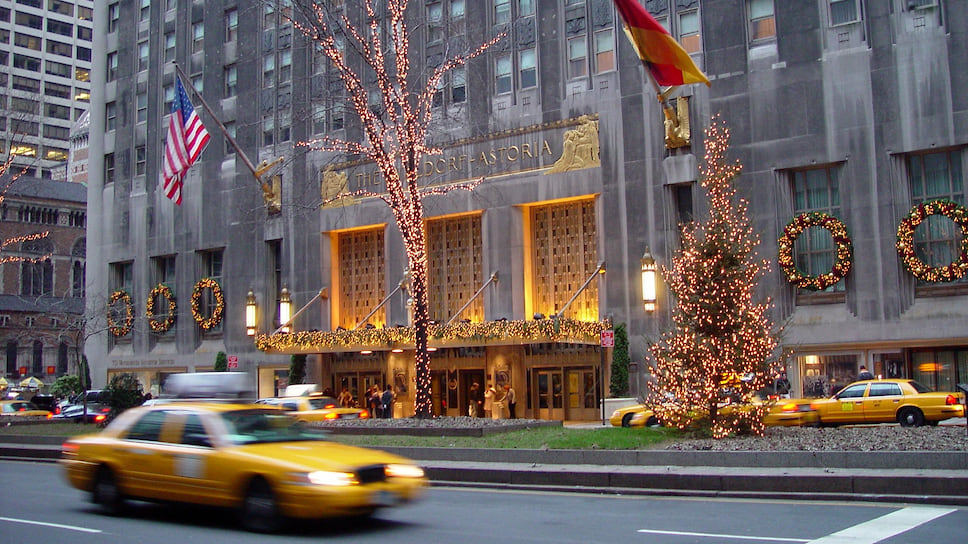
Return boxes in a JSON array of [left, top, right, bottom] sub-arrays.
[[29, 394, 60, 414], [54, 402, 111, 423]]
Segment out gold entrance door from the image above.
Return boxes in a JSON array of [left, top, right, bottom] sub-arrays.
[[535, 369, 564, 420], [565, 367, 599, 421]]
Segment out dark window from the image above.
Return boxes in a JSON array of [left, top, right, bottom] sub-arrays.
[[836, 384, 867, 399], [125, 411, 166, 442], [868, 383, 902, 397]]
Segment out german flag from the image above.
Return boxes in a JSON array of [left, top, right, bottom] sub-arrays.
[[613, 0, 710, 87]]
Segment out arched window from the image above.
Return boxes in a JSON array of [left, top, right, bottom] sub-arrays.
[[32, 340, 43, 376], [21, 239, 54, 296], [58, 342, 69, 375], [5, 341, 17, 376], [72, 238, 87, 298]]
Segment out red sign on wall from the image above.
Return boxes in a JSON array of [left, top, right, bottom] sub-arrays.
[[600, 330, 614, 348]]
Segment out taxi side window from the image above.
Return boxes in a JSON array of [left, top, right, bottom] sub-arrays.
[[837, 384, 867, 399], [282, 401, 299, 410], [126, 411, 166, 442], [180, 414, 212, 447], [869, 383, 902, 397]]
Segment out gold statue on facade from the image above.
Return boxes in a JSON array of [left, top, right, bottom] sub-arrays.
[[664, 97, 691, 149], [321, 167, 354, 208], [546, 115, 601, 174]]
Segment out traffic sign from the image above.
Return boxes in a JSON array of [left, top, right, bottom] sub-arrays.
[[600, 330, 614, 348], [227, 355, 239, 370]]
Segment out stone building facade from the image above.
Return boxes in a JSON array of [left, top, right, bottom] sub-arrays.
[[0, 176, 86, 385], [84, 1, 967, 416]]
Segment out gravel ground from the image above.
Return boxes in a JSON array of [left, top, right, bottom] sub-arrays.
[[321, 416, 968, 451], [662, 425, 968, 452]]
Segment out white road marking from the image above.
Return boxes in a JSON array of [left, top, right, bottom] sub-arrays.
[[0, 516, 103, 534], [637, 529, 808, 542], [805, 506, 956, 544], [637, 506, 957, 543]]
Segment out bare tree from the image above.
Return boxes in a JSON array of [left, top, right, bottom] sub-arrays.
[[0, 152, 52, 266], [286, 0, 502, 417]]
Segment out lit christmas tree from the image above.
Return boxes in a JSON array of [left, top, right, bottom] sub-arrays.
[[647, 116, 781, 438]]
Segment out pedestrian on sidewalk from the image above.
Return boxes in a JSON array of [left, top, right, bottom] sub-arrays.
[[505, 384, 516, 419]]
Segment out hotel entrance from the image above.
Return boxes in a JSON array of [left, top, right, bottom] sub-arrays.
[[534, 369, 564, 420]]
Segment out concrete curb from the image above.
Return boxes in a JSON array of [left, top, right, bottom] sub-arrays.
[[4, 440, 967, 506]]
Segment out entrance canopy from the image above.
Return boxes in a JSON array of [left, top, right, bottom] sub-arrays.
[[256, 318, 608, 355]]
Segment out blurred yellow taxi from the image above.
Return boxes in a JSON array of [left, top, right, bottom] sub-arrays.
[[0, 400, 52, 417], [760, 398, 819, 427], [60, 402, 426, 532], [613, 395, 819, 428], [256, 395, 370, 422], [609, 403, 655, 427], [810, 379, 965, 427]]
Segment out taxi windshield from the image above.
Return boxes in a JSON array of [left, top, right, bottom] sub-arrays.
[[219, 409, 326, 445]]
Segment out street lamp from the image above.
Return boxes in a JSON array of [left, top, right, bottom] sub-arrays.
[[245, 290, 257, 336], [641, 248, 657, 313], [278, 285, 292, 333]]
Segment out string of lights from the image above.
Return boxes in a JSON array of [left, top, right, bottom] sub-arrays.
[[647, 116, 781, 439], [287, 0, 507, 417]]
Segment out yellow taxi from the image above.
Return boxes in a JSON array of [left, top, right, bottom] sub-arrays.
[[810, 379, 966, 427], [609, 403, 656, 427], [0, 400, 52, 417], [60, 402, 426, 532], [616, 396, 819, 428], [256, 395, 370, 422]]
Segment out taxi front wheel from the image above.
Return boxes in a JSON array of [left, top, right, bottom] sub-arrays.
[[92, 466, 125, 515], [241, 478, 281, 533]]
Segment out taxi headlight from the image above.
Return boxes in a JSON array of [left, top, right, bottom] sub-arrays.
[[293, 471, 358, 486], [385, 464, 425, 479], [611, 409, 621, 418]]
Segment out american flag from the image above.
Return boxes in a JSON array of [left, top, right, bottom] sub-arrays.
[[162, 76, 210, 205]]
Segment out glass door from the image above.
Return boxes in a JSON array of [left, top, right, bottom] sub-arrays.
[[535, 369, 563, 420]]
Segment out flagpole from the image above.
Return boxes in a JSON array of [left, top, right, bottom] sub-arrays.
[[172, 63, 277, 202], [638, 59, 680, 130]]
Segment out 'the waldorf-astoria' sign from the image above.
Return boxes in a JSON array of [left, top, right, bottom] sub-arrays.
[[321, 115, 600, 205]]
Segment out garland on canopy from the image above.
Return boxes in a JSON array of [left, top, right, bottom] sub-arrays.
[[255, 318, 609, 353], [107, 290, 134, 337], [896, 199, 968, 283], [145, 284, 176, 333], [191, 278, 225, 330], [777, 212, 853, 291]]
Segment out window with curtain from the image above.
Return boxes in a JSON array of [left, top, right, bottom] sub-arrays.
[[792, 166, 844, 293], [748, 0, 776, 42], [829, 0, 859, 25], [908, 150, 966, 285]]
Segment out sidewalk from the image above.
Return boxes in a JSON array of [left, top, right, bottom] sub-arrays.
[[2, 433, 966, 506]]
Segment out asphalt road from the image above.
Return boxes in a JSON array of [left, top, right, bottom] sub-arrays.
[[2, 461, 966, 544]]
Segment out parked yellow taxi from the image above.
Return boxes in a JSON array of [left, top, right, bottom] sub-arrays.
[[256, 395, 370, 422], [0, 400, 52, 418], [810, 379, 965, 427], [614, 395, 819, 428], [60, 402, 426, 532]]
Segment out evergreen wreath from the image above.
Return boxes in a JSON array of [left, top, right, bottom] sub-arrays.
[[145, 284, 176, 333], [777, 212, 853, 291], [107, 290, 134, 337], [896, 199, 968, 283], [191, 278, 225, 330]]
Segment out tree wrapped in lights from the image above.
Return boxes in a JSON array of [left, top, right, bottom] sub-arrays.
[[288, 1, 503, 417], [647, 116, 781, 438], [0, 153, 51, 265]]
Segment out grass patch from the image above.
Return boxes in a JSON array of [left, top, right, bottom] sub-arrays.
[[2, 421, 676, 450], [0, 421, 97, 437], [329, 426, 675, 450]]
